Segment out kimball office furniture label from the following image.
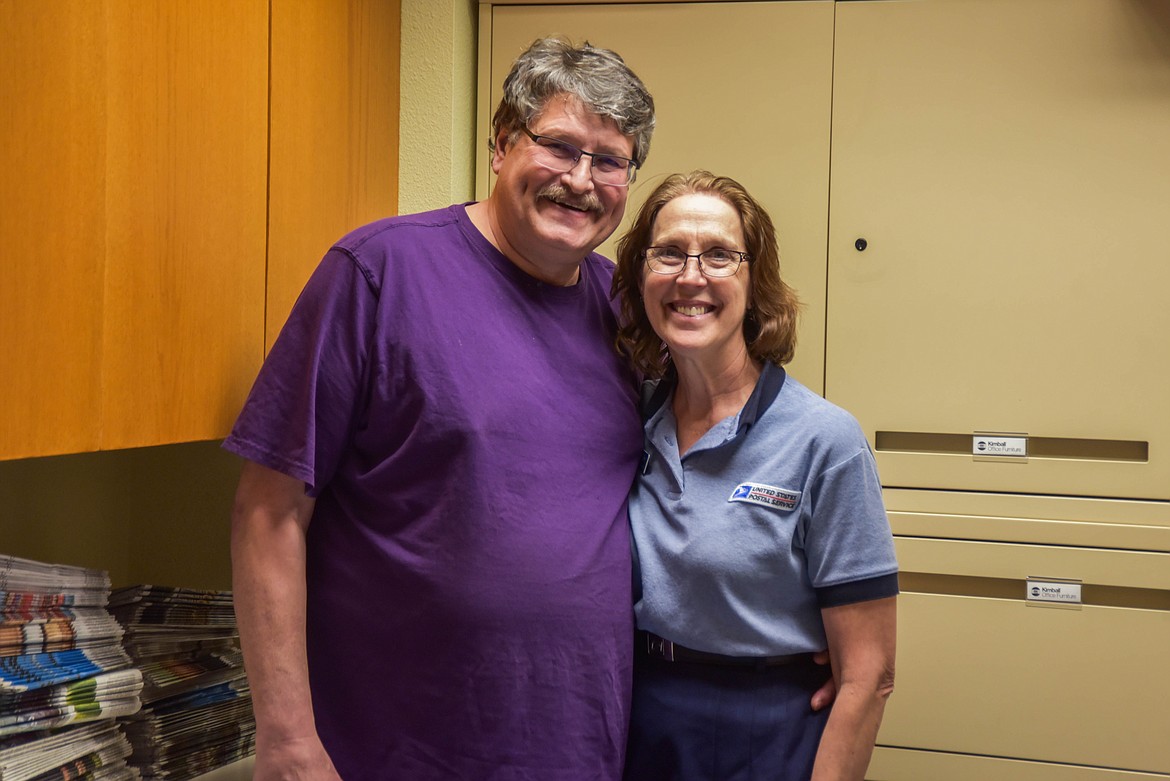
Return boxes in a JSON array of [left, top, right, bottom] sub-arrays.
[[972, 434, 1028, 457], [1026, 578, 1083, 606]]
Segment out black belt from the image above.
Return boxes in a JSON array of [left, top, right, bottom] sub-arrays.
[[639, 631, 812, 668]]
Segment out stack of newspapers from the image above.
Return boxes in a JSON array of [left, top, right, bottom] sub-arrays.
[[111, 585, 254, 780], [0, 553, 141, 780]]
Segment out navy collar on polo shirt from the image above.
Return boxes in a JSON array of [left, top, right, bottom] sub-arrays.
[[642, 361, 788, 434], [735, 361, 787, 436]]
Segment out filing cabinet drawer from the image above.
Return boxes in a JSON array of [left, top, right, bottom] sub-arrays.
[[868, 745, 1170, 781], [880, 545, 1170, 773]]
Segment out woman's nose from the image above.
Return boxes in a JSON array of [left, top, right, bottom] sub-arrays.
[[676, 257, 708, 284]]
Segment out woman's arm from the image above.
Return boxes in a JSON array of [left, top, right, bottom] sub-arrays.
[[810, 596, 897, 781]]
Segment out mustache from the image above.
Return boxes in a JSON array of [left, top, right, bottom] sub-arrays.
[[537, 183, 604, 215]]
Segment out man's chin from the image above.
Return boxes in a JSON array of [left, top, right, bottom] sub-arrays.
[[534, 216, 606, 249], [549, 227, 616, 258]]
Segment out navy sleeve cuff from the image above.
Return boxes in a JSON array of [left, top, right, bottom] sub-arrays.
[[815, 572, 900, 608]]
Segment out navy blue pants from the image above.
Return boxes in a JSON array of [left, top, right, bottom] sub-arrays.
[[623, 654, 832, 781]]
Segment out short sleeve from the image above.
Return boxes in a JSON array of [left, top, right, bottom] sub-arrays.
[[802, 443, 899, 599], [223, 248, 378, 495]]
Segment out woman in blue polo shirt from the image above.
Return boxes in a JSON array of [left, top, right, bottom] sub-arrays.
[[612, 171, 898, 781]]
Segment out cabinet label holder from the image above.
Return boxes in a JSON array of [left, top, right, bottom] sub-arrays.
[[1026, 576, 1083, 609], [973, 432, 1028, 463]]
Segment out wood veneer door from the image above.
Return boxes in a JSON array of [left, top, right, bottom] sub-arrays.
[[267, 0, 401, 353], [0, 1, 106, 459], [101, 0, 269, 449], [3, 0, 400, 458]]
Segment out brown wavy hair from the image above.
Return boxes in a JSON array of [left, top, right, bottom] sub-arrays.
[[612, 171, 801, 379]]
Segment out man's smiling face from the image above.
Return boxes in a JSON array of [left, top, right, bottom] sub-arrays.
[[488, 94, 634, 280]]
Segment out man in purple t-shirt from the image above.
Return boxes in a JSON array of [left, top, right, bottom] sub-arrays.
[[226, 39, 656, 780]]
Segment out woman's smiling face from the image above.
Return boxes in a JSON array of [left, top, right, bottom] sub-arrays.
[[641, 193, 752, 366]]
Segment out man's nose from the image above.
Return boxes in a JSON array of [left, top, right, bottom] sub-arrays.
[[562, 155, 595, 192]]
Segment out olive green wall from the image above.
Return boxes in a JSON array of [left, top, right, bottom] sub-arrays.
[[0, 442, 241, 589]]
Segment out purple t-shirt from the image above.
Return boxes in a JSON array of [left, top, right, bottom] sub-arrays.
[[224, 205, 642, 780]]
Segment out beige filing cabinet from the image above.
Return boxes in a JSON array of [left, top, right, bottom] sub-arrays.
[[828, 1, 1170, 779], [480, 1, 1170, 779], [477, 0, 836, 394]]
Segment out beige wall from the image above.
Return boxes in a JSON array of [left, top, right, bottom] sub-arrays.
[[398, 0, 479, 211]]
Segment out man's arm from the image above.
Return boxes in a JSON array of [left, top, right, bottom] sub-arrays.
[[810, 596, 897, 781], [231, 461, 341, 780]]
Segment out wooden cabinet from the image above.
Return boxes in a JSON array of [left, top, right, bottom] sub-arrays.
[[0, 0, 400, 461], [2, 1, 112, 458], [102, 1, 270, 450], [268, 0, 401, 350], [1, 1, 268, 459]]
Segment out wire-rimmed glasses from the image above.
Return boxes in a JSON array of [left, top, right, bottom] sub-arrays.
[[522, 127, 638, 186], [643, 247, 750, 278]]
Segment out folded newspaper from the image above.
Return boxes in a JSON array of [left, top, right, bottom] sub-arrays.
[[0, 721, 132, 781], [0, 553, 141, 779], [113, 584, 255, 780]]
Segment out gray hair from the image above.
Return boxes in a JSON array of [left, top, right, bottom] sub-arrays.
[[490, 37, 656, 167]]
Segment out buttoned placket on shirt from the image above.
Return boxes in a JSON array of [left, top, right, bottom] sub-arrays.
[[642, 363, 782, 498], [646, 402, 745, 499]]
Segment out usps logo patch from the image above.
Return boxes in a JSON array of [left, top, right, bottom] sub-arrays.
[[729, 482, 801, 511]]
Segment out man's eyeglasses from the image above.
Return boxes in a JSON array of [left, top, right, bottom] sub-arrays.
[[522, 127, 638, 187], [643, 247, 750, 278]]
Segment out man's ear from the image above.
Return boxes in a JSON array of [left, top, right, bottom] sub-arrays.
[[491, 128, 511, 174]]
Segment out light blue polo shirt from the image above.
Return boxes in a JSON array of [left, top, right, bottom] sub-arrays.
[[630, 362, 899, 657]]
